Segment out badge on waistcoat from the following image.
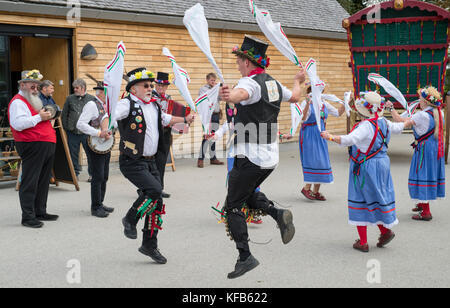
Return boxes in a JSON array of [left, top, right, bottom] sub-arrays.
[[135, 116, 143, 123], [265, 80, 280, 102]]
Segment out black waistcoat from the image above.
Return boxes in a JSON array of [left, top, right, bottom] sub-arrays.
[[118, 96, 164, 159], [234, 73, 283, 144]]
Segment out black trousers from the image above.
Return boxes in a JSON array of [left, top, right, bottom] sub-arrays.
[[66, 130, 92, 177], [86, 146, 110, 210], [15, 141, 56, 221], [199, 112, 220, 160], [156, 127, 172, 190], [226, 157, 278, 254], [120, 155, 164, 249]]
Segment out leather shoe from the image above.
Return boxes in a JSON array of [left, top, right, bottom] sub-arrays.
[[162, 191, 171, 198], [276, 209, 295, 244], [353, 239, 369, 252], [101, 205, 114, 213], [227, 255, 259, 279], [138, 246, 167, 264], [377, 230, 395, 248], [210, 159, 224, 165], [36, 213, 59, 221], [22, 219, 44, 228], [301, 188, 316, 200], [197, 160, 204, 168], [122, 217, 137, 239], [91, 207, 109, 218]]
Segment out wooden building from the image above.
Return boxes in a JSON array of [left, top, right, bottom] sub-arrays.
[[0, 0, 352, 162]]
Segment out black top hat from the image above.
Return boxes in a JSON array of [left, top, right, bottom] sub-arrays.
[[232, 35, 270, 68], [155, 72, 170, 85], [125, 67, 156, 92]]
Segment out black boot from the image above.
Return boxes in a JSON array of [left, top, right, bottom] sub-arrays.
[[122, 193, 148, 239], [227, 255, 259, 279], [276, 209, 295, 244], [139, 229, 166, 264], [91, 207, 109, 218]]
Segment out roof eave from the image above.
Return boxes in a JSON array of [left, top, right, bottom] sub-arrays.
[[0, 0, 347, 40]]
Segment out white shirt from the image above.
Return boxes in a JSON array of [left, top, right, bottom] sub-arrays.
[[8, 91, 43, 131], [410, 106, 443, 136], [231, 75, 292, 168], [114, 94, 172, 157], [76, 98, 108, 137], [340, 118, 405, 153]]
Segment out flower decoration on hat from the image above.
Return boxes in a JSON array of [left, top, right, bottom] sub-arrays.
[[129, 69, 155, 82], [418, 86, 442, 107], [232, 46, 270, 68], [25, 69, 43, 81]]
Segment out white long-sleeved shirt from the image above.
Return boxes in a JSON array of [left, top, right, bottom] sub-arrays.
[[339, 118, 405, 153], [410, 106, 444, 136], [76, 98, 108, 137], [231, 75, 292, 168], [114, 94, 172, 157], [8, 91, 43, 131]]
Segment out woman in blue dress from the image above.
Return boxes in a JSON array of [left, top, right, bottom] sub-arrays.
[[298, 85, 345, 201], [321, 92, 412, 252], [386, 86, 445, 221]]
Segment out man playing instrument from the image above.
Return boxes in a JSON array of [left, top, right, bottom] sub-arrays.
[[76, 80, 114, 218]]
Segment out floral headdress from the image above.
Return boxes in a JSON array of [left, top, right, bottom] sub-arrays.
[[418, 86, 443, 107]]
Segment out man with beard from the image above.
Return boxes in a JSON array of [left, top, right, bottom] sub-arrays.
[[116, 67, 194, 263], [61, 78, 95, 181], [8, 70, 58, 228]]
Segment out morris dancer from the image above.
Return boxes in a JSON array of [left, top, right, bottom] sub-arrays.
[[219, 35, 305, 278], [321, 92, 412, 252], [386, 86, 445, 221], [116, 67, 194, 263], [76, 80, 114, 218]]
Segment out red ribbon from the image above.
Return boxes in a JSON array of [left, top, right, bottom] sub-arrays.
[[248, 67, 265, 77]]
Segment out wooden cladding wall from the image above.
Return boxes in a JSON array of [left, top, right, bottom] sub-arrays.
[[0, 13, 353, 163]]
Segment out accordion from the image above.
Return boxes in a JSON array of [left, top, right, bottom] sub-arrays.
[[165, 99, 191, 134]]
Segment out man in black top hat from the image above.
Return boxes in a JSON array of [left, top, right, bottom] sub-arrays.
[[115, 67, 194, 264], [152, 72, 173, 199], [219, 35, 306, 279]]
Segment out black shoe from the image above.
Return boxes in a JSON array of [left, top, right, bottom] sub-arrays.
[[227, 255, 260, 279], [22, 219, 44, 228], [101, 205, 114, 213], [91, 207, 109, 218], [277, 209, 295, 244], [161, 191, 171, 198], [36, 213, 59, 221], [122, 217, 137, 239], [138, 246, 167, 264]]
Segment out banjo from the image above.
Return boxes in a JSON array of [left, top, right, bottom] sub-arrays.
[[88, 131, 115, 154]]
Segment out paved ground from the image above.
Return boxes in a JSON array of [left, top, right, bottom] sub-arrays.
[[0, 134, 449, 288]]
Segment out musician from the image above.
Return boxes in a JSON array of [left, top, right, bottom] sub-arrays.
[[8, 70, 58, 228], [152, 72, 173, 198], [116, 67, 194, 264], [219, 36, 305, 278], [76, 81, 114, 218]]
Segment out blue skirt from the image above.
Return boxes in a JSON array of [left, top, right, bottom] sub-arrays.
[[348, 155, 398, 228], [299, 124, 333, 184], [408, 139, 446, 202]]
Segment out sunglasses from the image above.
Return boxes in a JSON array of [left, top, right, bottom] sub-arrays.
[[139, 83, 153, 89], [29, 85, 38, 90]]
